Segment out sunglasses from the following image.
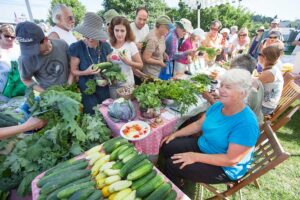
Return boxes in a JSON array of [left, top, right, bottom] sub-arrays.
[[239, 34, 247, 37], [269, 36, 277, 39], [3, 35, 16, 39], [257, 29, 264, 32]]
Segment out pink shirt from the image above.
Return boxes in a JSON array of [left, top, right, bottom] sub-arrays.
[[177, 38, 193, 64]]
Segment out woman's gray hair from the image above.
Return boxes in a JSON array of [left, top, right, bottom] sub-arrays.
[[51, 4, 68, 24], [219, 69, 252, 97]]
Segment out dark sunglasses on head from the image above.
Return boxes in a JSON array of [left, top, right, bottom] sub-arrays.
[[269, 36, 277, 39], [3, 35, 16, 39]]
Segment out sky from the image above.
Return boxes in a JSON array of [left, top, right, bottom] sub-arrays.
[[0, 0, 299, 23]]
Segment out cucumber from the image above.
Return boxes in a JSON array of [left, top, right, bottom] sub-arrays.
[[40, 170, 91, 195], [112, 161, 124, 170], [44, 158, 84, 176], [87, 190, 102, 200], [103, 137, 128, 154], [69, 186, 95, 200], [119, 154, 147, 178], [122, 151, 138, 163], [37, 193, 47, 200], [131, 170, 157, 190], [0, 113, 18, 127], [46, 176, 91, 200], [164, 190, 177, 200], [118, 147, 134, 160], [127, 163, 153, 181], [128, 159, 151, 173], [38, 161, 88, 187], [110, 143, 133, 161], [57, 181, 95, 199], [136, 175, 164, 198], [92, 62, 113, 70], [145, 183, 172, 200]]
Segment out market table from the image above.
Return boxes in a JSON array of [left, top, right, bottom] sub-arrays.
[[31, 154, 191, 200], [99, 99, 179, 156]]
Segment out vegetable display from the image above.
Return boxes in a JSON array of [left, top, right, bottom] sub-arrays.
[[108, 98, 136, 122], [33, 137, 177, 200], [0, 85, 112, 197], [197, 46, 219, 60]]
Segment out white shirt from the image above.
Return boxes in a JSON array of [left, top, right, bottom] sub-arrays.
[[262, 66, 284, 109], [130, 22, 149, 43], [292, 33, 300, 55], [0, 43, 20, 92], [49, 26, 77, 45], [110, 42, 139, 86], [228, 33, 237, 44]]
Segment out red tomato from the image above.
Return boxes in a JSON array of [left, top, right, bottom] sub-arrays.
[[133, 135, 139, 138]]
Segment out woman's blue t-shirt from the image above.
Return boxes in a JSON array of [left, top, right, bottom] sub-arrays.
[[198, 102, 259, 180]]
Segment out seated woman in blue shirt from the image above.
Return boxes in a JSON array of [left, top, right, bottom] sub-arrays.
[[68, 12, 112, 114], [161, 68, 259, 187]]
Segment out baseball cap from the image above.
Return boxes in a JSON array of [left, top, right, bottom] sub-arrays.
[[175, 18, 193, 34], [156, 15, 172, 25], [16, 21, 45, 56]]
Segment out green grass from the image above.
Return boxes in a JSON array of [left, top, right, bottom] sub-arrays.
[[183, 109, 300, 200]]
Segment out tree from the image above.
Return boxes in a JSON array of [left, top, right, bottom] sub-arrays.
[[102, 0, 167, 25], [48, 0, 86, 26]]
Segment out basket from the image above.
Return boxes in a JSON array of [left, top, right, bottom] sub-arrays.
[[116, 85, 134, 100]]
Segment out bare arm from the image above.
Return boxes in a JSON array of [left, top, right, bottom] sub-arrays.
[[48, 32, 60, 40], [258, 70, 274, 84], [120, 52, 143, 70], [0, 117, 46, 140], [292, 40, 300, 46], [143, 50, 165, 67], [172, 143, 253, 169], [21, 78, 44, 93]]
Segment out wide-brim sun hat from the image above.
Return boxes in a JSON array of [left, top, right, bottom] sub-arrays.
[[74, 12, 107, 41], [175, 18, 193, 34], [220, 28, 230, 34], [192, 28, 205, 38]]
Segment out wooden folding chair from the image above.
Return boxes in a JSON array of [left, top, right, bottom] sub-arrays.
[[266, 80, 300, 124], [194, 122, 290, 200], [283, 72, 295, 87]]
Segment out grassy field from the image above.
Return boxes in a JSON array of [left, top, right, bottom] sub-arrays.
[[182, 108, 300, 200]]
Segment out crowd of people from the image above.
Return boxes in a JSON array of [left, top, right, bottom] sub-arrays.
[[0, 4, 299, 189]]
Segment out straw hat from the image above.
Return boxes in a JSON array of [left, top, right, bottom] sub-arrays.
[[74, 12, 106, 41]]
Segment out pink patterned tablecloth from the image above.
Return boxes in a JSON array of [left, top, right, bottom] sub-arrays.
[[31, 154, 190, 200], [99, 99, 179, 155]]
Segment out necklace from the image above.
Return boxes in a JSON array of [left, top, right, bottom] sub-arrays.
[[86, 42, 101, 65]]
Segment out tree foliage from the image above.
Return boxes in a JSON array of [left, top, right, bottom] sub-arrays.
[[48, 0, 86, 26], [102, 0, 167, 24]]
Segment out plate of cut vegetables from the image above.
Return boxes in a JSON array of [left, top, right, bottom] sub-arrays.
[[120, 120, 151, 141]]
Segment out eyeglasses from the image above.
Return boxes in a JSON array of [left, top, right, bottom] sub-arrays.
[[257, 30, 264, 32], [3, 35, 16, 39], [239, 34, 247, 37], [269, 36, 277, 39]]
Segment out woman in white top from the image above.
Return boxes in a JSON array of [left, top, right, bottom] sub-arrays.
[[229, 28, 250, 58], [257, 45, 284, 115], [108, 16, 143, 87]]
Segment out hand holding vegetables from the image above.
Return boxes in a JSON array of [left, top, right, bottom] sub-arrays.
[[85, 64, 101, 75], [118, 50, 131, 66]]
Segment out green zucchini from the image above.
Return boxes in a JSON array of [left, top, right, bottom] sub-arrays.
[[38, 161, 88, 187], [128, 159, 151, 173], [127, 163, 153, 181], [164, 190, 177, 200], [119, 154, 147, 178], [40, 170, 91, 195], [57, 181, 95, 199], [69, 186, 95, 200], [136, 175, 164, 198], [112, 161, 124, 170], [122, 151, 138, 163], [144, 183, 172, 200], [44, 158, 84, 176], [87, 190, 102, 200], [103, 137, 128, 154], [118, 147, 134, 160], [46, 176, 91, 200], [110, 143, 133, 161], [92, 62, 112, 70], [131, 170, 157, 190]]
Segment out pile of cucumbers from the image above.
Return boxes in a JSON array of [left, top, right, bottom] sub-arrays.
[[36, 137, 177, 200]]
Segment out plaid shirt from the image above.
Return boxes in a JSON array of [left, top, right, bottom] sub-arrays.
[[165, 27, 188, 61]]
